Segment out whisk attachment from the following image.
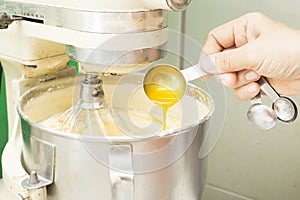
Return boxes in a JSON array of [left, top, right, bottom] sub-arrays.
[[80, 74, 106, 110], [42, 73, 125, 136]]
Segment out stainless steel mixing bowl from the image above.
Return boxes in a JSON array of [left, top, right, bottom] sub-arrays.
[[18, 73, 214, 200]]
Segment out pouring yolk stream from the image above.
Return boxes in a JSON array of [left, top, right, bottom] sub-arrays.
[[144, 83, 180, 130]]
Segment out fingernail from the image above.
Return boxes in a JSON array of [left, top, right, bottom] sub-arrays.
[[247, 84, 258, 93], [219, 73, 233, 87], [245, 71, 258, 81], [201, 55, 218, 74]]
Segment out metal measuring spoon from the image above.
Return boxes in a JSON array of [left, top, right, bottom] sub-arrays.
[[247, 93, 278, 130], [258, 77, 298, 122], [143, 64, 207, 101]]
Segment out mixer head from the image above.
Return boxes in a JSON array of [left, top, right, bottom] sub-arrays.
[[0, 0, 192, 74], [66, 9, 168, 74]]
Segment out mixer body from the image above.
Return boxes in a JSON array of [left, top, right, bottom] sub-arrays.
[[0, 0, 214, 199]]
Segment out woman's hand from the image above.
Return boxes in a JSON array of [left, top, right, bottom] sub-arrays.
[[201, 12, 300, 101]]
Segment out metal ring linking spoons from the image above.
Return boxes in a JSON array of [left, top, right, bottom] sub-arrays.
[[247, 77, 298, 130]]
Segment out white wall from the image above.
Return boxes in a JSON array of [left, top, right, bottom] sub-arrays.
[[170, 1, 300, 200]]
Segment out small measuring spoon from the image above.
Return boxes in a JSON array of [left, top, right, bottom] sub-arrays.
[[143, 64, 207, 101], [247, 93, 277, 130], [258, 77, 298, 122]]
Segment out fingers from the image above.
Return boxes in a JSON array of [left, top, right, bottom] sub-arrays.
[[205, 18, 247, 51], [198, 12, 300, 101], [233, 77, 300, 101], [215, 70, 261, 101], [202, 17, 246, 55], [234, 82, 260, 101], [221, 70, 260, 88], [202, 13, 254, 56], [215, 69, 260, 87], [202, 12, 268, 56], [233, 70, 261, 101], [200, 13, 271, 74], [201, 45, 251, 74], [218, 72, 237, 87]]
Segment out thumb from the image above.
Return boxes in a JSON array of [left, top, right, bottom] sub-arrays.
[[201, 45, 250, 74]]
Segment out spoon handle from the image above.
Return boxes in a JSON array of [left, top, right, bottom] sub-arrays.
[[181, 64, 208, 82], [250, 92, 263, 105], [258, 77, 280, 102]]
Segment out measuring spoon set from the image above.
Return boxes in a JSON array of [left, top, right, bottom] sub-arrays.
[[247, 77, 297, 130], [144, 64, 298, 130]]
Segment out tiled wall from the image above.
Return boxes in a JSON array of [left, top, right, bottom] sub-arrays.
[[169, 1, 300, 199]]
